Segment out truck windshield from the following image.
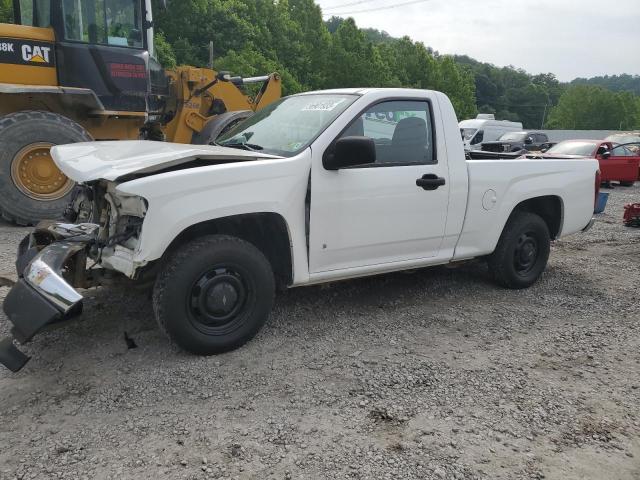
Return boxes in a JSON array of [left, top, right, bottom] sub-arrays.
[[61, 0, 144, 48], [461, 128, 477, 141], [217, 94, 358, 157], [546, 142, 598, 156], [498, 132, 527, 142]]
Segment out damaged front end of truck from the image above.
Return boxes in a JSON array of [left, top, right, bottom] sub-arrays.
[[0, 140, 283, 372], [0, 184, 148, 372]]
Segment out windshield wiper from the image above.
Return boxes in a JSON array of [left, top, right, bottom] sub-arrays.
[[215, 141, 263, 151]]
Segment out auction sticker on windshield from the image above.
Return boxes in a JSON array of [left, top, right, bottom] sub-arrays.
[[302, 98, 347, 111]]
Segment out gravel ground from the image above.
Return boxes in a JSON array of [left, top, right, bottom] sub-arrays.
[[0, 184, 639, 480]]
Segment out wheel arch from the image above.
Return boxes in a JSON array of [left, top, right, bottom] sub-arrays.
[[509, 195, 564, 239], [161, 212, 294, 288]]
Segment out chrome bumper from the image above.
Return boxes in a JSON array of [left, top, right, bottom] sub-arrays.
[[582, 217, 596, 233], [0, 222, 98, 372]]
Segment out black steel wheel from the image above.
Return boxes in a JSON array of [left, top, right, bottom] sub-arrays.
[[153, 235, 275, 355], [513, 232, 539, 276], [188, 266, 249, 335], [488, 212, 550, 289]]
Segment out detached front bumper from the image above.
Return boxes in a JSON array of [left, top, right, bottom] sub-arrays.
[[1, 223, 98, 372]]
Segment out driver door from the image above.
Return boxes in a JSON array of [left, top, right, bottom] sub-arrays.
[[309, 98, 450, 274], [605, 144, 640, 183]]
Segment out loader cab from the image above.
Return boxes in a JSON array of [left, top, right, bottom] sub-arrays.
[[11, 0, 167, 113]]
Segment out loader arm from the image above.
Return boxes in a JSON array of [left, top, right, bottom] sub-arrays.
[[163, 67, 281, 145]]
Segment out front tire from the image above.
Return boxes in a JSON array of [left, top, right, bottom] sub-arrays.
[[0, 111, 92, 225], [488, 212, 550, 289], [152, 235, 275, 355]]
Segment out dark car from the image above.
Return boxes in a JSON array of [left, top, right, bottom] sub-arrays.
[[481, 131, 550, 153]]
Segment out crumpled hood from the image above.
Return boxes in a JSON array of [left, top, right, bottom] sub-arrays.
[[51, 140, 283, 182]]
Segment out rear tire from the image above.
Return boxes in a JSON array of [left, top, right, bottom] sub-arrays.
[[488, 212, 550, 289], [0, 111, 92, 225], [152, 235, 275, 355], [619, 181, 635, 187]]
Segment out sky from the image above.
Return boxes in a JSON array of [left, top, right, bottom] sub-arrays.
[[316, 0, 640, 82]]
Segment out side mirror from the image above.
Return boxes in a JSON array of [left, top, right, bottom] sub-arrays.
[[323, 136, 376, 170], [600, 151, 611, 159], [525, 137, 533, 145]]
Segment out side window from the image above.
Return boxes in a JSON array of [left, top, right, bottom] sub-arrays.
[[339, 100, 435, 165], [18, 0, 51, 26], [34, 0, 50, 27], [471, 130, 484, 145], [17, 0, 33, 25], [611, 145, 631, 157], [61, 0, 143, 48]]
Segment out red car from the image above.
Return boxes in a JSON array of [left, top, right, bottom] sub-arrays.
[[540, 140, 640, 186]]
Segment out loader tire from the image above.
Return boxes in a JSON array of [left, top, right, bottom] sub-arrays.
[[0, 111, 92, 226], [191, 110, 254, 145]]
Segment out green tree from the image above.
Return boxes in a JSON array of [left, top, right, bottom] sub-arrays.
[[435, 57, 477, 120], [143, 1, 640, 128], [154, 32, 177, 69], [616, 91, 640, 130], [216, 47, 302, 95], [151, 0, 253, 67], [325, 18, 392, 88], [284, 0, 331, 89], [546, 85, 638, 129], [571, 74, 640, 96], [0, 0, 12, 23], [385, 37, 438, 89]]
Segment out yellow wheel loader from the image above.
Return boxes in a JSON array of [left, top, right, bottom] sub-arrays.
[[0, 0, 281, 225]]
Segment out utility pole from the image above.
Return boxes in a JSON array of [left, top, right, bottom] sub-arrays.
[[540, 102, 550, 129], [209, 41, 214, 70]]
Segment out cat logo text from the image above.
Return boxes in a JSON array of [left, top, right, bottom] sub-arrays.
[[22, 44, 52, 64]]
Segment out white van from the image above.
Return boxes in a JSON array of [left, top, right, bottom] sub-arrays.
[[460, 114, 523, 150]]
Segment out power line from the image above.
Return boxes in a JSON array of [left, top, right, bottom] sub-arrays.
[[322, 0, 383, 12], [323, 0, 431, 16]]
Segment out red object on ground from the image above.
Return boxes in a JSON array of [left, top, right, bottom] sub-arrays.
[[623, 203, 640, 227]]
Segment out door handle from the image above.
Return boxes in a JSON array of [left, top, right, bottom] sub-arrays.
[[416, 174, 446, 191]]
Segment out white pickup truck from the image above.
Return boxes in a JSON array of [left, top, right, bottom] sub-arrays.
[[0, 88, 599, 371]]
